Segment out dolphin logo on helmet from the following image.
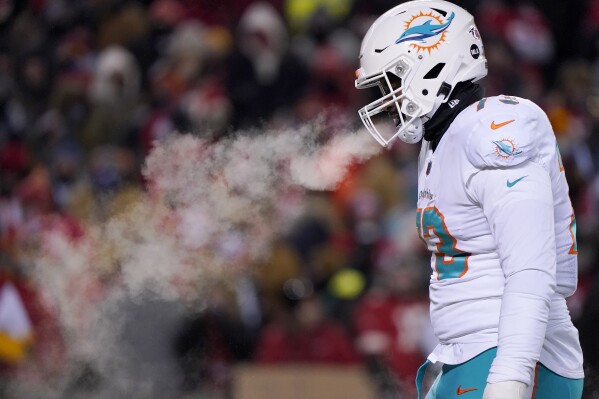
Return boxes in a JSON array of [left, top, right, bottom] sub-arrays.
[[396, 11, 455, 44]]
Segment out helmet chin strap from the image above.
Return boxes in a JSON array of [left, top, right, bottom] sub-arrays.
[[398, 116, 423, 144], [392, 54, 467, 146], [399, 94, 442, 145]]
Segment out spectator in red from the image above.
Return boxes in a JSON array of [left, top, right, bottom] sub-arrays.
[[254, 289, 358, 364]]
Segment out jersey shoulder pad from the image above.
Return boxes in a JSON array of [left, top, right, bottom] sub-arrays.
[[462, 96, 543, 169]]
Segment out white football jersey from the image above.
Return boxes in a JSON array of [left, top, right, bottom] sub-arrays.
[[416, 95, 584, 383]]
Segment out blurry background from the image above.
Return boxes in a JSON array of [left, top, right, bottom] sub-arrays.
[[0, 0, 599, 398]]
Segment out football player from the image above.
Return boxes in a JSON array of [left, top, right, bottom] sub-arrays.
[[354, 1, 584, 398]]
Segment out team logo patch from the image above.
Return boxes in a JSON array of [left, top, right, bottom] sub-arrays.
[[493, 139, 522, 159], [396, 10, 455, 53]]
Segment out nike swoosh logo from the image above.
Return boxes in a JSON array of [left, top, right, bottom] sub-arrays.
[[375, 45, 390, 53], [457, 385, 478, 395], [490, 119, 515, 130], [507, 175, 527, 187]]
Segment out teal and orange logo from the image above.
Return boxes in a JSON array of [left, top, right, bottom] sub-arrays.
[[493, 139, 522, 159], [396, 11, 455, 53]]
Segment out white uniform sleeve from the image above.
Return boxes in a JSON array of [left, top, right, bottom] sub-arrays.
[[468, 160, 556, 385]]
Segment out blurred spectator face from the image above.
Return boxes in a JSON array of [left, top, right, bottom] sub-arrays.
[[347, 189, 381, 245], [149, 0, 185, 28], [149, 63, 185, 104], [391, 267, 417, 295], [238, 2, 288, 84], [90, 46, 140, 106], [0, 0, 13, 23], [88, 146, 135, 193], [167, 22, 207, 77], [180, 82, 232, 135], [18, 166, 53, 216], [23, 57, 45, 90], [312, 45, 344, 90], [53, 152, 79, 184], [17, 53, 52, 99], [385, 263, 423, 297], [56, 27, 93, 65], [294, 296, 324, 331], [239, 2, 287, 55]]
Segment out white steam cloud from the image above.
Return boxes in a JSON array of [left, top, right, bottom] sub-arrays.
[[10, 123, 381, 397]]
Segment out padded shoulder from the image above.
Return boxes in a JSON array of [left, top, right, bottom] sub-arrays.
[[461, 96, 544, 169]]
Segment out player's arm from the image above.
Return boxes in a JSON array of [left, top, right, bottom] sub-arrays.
[[468, 160, 556, 395]]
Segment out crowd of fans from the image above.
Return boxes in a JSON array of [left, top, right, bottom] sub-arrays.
[[1, 0, 599, 398]]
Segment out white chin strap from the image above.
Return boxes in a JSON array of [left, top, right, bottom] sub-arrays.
[[397, 79, 453, 145], [398, 87, 452, 145], [398, 116, 423, 144]]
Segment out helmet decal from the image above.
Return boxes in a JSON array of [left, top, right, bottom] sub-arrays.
[[395, 11, 455, 53], [468, 25, 481, 40]]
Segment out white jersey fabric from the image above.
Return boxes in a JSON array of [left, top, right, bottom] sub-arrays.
[[416, 95, 584, 385]]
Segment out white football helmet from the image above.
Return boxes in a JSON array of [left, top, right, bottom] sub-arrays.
[[355, 0, 487, 146]]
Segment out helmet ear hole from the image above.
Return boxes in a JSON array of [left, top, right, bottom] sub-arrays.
[[423, 63, 446, 79]]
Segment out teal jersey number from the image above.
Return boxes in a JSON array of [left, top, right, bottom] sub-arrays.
[[417, 207, 470, 280]]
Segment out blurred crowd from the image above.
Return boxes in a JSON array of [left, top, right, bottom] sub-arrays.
[[1, 0, 599, 398]]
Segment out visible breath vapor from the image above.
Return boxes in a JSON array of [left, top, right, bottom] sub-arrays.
[[13, 122, 381, 397]]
